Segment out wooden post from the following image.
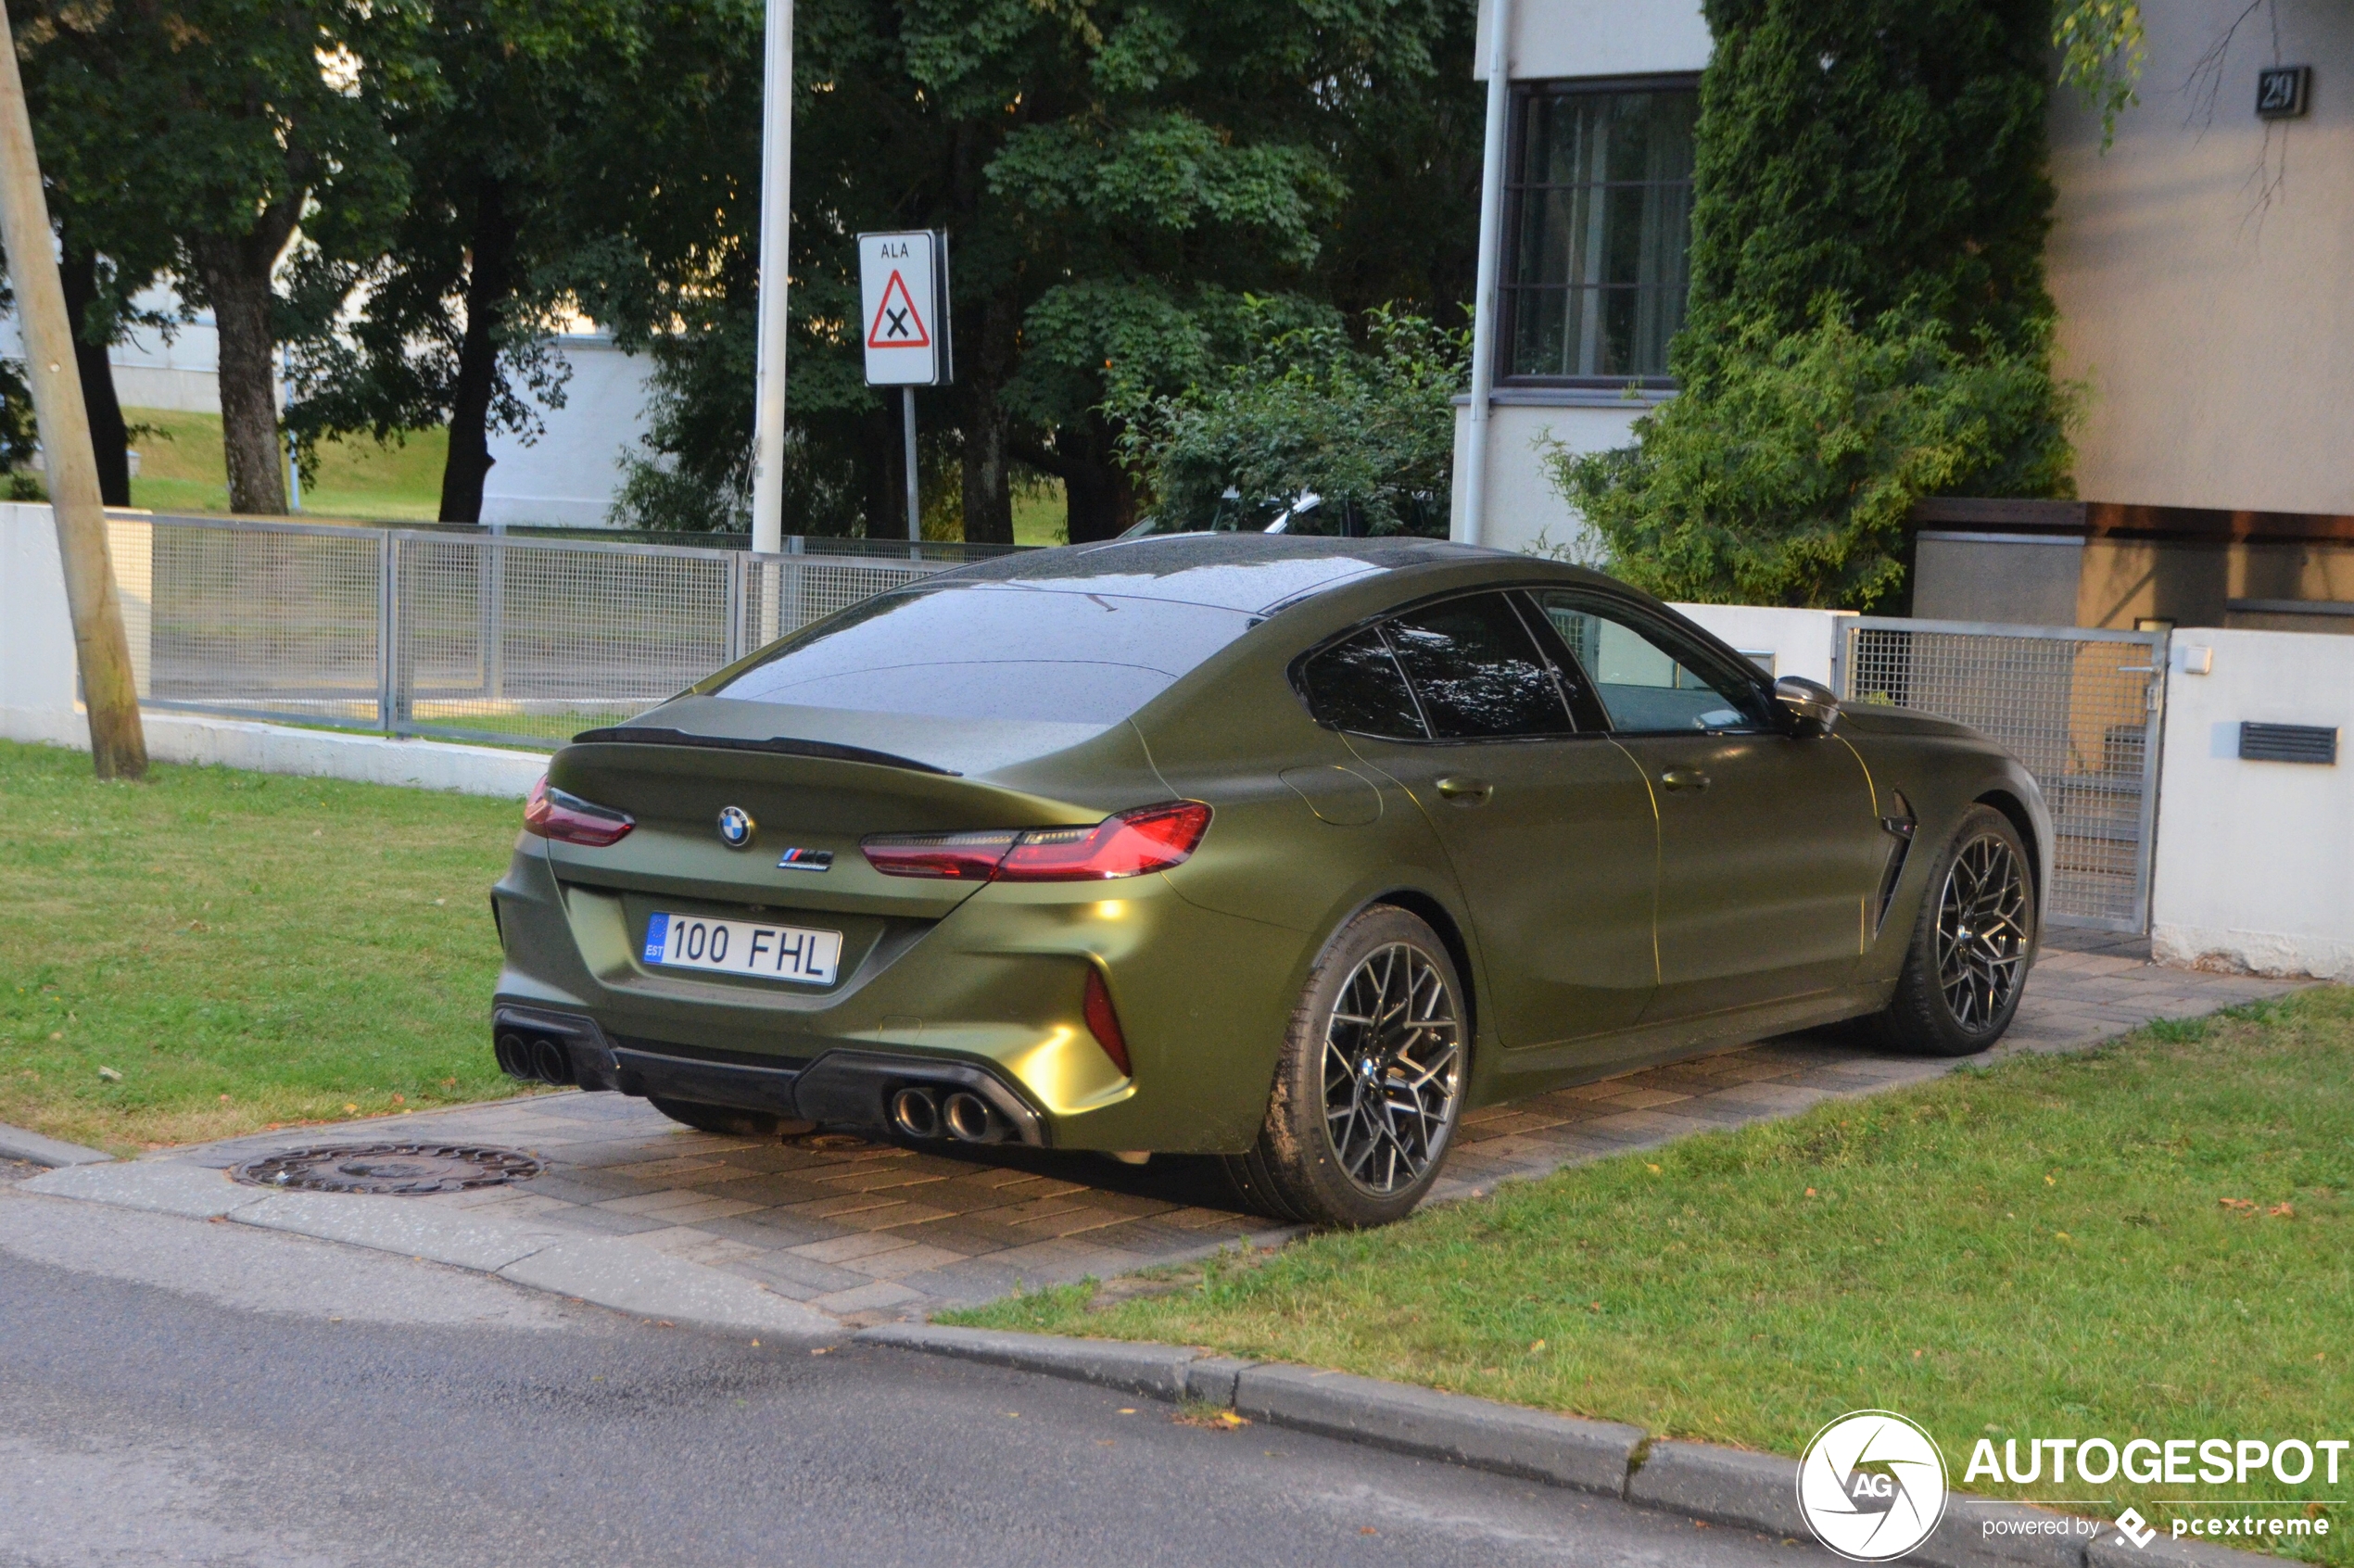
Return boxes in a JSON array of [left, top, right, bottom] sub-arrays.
[[0, 1, 146, 778]]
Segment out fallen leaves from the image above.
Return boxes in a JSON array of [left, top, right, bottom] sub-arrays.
[[2217, 1197, 2295, 1219], [1172, 1405, 1250, 1431]]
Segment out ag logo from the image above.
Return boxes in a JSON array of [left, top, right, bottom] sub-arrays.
[[1797, 1410, 1948, 1561]]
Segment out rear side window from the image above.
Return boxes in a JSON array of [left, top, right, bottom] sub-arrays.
[[1383, 594, 1574, 740], [1298, 631, 1426, 739], [711, 585, 1255, 725]]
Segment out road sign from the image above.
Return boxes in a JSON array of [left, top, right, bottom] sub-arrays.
[[858, 231, 951, 386]]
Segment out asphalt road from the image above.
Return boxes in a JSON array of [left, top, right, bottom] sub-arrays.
[[0, 1178, 1829, 1568]]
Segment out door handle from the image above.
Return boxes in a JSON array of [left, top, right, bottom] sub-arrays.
[[1435, 776, 1493, 805], [1659, 767, 1711, 792]]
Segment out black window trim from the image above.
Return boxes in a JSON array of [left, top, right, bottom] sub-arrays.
[[1500, 71, 1702, 393], [1522, 586, 1780, 737], [1289, 585, 1618, 746]]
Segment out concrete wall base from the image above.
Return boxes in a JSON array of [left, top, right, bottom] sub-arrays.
[[0, 707, 546, 798], [2150, 925, 2345, 984]]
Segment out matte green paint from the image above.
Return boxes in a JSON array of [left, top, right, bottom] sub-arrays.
[[489, 549, 2050, 1155]]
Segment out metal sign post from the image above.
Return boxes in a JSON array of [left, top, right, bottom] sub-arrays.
[[856, 230, 951, 545]]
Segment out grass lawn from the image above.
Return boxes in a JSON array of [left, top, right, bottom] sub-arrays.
[[952, 990, 2354, 1556], [127, 407, 448, 522], [1011, 479, 1066, 547], [0, 739, 531, 1153]]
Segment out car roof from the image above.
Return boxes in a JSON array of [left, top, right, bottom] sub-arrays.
[[927, 535, 1514, 614]]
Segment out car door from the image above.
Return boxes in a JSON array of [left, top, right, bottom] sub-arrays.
[[1301, 591, 1661, 1049], [1526, 588, 1883, 1023]]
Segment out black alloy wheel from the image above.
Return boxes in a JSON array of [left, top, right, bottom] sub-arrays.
[[1860, 803, 2037, 1056], [1225, 904, 1467, 1228]]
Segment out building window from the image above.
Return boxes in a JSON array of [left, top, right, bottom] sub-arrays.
[[1503, 80, 1698, 385]]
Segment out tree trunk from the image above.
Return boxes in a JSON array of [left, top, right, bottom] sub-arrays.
[[959, 386, 1012, 545], [1060, 414, 1136, 542], [191, 228, 292, 516], [440, 177, 515, 524], [956, 293, 1017, 544], [58, 247, 131, 507]]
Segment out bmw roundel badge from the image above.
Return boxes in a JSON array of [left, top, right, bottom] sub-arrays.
[[716, 805, 754, 849]]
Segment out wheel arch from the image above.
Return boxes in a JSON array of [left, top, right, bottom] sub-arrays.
[[1972, 787, 2045, 929], [1362, 886, 1479, 1050]]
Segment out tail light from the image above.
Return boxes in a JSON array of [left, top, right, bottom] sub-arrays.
[[523, 776, 635, 847], [1082, 967, 1131, 1076], [857, 828, 1019, 880], [862, 802, 1210, 882]]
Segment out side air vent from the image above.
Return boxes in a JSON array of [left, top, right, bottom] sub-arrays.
[[2238, 723, 2338, 765], [1872, 790, 1917, 940]]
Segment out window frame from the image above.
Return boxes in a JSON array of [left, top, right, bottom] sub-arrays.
[[1289, 588, 1612, 745], [1499, 72, 1702, 392]]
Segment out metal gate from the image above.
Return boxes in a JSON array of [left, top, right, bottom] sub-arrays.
[[1838, 617, 2168, 933]]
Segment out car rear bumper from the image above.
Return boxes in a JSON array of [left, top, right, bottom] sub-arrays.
[[491, 1004, 1050, 1144], [487, 837, 1310, 1154]]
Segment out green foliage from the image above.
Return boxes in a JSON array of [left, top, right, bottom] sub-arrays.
[[1115, 302, 1465, 536], [14, 0, 424, 259], [1571, 0, 2075, 603], [592, 0, 1483, 540], [0, 360, 43, 496], [1681, 0, 2057, 376], [1554, 304, 2076, 611], [2053, 0, 2146, 147]]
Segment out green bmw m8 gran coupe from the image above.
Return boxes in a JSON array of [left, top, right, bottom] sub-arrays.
[[489, 537, 2048, 1226]]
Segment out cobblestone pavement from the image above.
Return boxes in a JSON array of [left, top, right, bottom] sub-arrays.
[[155, 929, 2303, 1324]]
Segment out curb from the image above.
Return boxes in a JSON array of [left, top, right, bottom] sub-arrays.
[[0, 1120, 112, 1168], [852, 1324, 2275, 1568], [18, 1158, 842, 1343]]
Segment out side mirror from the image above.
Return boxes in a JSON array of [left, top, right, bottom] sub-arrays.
[[1774, 676, 1841, 737]]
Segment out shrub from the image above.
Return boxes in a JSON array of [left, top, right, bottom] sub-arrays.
[[1115, 302, 1465, 536], [1551, 302, 2077, 611]]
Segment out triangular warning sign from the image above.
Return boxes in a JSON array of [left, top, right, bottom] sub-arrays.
[[866, 270, 931, 349]]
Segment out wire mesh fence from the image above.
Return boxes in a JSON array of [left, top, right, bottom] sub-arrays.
[[110, 514, 993, 747], [1841, 617, 2168, 932]]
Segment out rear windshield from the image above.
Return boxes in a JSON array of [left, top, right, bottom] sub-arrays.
[[709, 584, 1258, 725]]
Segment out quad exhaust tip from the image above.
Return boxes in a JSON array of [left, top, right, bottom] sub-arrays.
[[891, 1084, 1009, 1144], [496, 1031, 576, 1088]]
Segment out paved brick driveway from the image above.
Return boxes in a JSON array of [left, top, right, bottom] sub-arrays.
[[163, 929, 2301, 1323]]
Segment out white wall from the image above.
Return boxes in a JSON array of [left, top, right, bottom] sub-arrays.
[[2048, 0, 2354, 514], [1453, 401, 1646, 558], [1474, 0, 1710, 81], [2152, 629, 2354, 979], [110, 289, 222, 414], [0, 285, 224, 414], [481, 335, 655, 530], [1672, 605, 1854, 686], [0, 501, 80, 713]]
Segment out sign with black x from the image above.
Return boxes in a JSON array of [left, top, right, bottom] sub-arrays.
[[858, 230, 952, 387]]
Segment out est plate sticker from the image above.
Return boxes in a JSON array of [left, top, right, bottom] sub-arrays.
[[643, 912, 842, 986]]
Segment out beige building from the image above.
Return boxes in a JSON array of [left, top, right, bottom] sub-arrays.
[[1453, 0, 2354, 633]]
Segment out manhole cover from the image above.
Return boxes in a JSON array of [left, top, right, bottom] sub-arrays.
[[232, 1144, 542, 1195]]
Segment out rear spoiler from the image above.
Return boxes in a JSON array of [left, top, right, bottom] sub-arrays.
[[567, 727, 961, 777]]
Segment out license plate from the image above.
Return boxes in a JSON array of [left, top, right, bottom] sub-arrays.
[[642, 912, 842, 986]]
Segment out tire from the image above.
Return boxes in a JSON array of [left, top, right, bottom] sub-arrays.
[[1222, 905, 1468, 1228], [1858, 804, 2037, 1056], [646, 1096, 780, 1137]]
